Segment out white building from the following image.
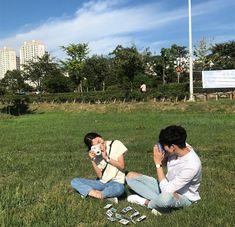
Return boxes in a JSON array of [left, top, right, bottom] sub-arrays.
[[20, 40, 45, 66], [0, 47, 17, 79]]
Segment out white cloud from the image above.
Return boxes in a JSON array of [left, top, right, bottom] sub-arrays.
[[0, 0, 189, 59], [0, 0, 233, 59]]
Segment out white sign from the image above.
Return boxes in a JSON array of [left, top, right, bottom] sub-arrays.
[[202, 70, 235, 88]]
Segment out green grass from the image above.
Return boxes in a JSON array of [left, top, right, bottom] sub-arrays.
[[0, 100, 234, 226]]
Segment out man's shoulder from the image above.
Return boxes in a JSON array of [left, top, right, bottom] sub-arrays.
[[185, 150, 202, 170]]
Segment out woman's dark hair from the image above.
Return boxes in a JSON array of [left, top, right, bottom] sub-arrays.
[[84, 132, 102, 150], [159, 125, 187, 148]]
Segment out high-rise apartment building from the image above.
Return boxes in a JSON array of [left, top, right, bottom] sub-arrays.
[[0, 47, 17, 79], [20, 40, 45, 66]]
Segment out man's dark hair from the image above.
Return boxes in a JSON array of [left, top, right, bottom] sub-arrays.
[[159, 125, 187, 148], [84, 132, 102, 150]]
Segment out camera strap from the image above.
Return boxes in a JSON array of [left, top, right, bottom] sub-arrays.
[[101, 140, 115, 175]]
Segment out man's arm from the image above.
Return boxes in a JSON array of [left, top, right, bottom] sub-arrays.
[[159, 167, 198, 193], [153, 145, 166, 182]]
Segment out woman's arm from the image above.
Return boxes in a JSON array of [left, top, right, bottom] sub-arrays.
[[104, 154, 125, 170], [90, 160, 103, 178], [89, 151, 103, 178]]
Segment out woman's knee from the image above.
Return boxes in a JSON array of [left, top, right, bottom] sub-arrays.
[[71, 178, 82, 188], [116, 184, 125, 197]]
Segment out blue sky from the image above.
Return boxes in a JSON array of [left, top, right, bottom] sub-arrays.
[[0, 0, 234, 59]]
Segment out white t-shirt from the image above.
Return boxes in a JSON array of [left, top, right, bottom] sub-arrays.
[[98, 140, 127, 184], [140, 84, 146, 92], [159, 144, 202, 202]]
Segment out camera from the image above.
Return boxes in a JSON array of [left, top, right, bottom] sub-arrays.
[[90, 144, 102, 156], [156, 143, 165, 154]]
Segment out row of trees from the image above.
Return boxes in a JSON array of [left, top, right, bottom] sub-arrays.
[[0, 40, 234, 94]]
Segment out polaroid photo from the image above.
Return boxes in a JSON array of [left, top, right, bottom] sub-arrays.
[[119, 219, 130, 225], [110, 207, 117, 213], [107, 216, 118, 222], [136, 215, 146, 222], [115, 213, 124, 220], [106, 209, 113, 217], [104, 204, 112, 209], [121, 206, 133, 213], [130, 211, 140, 219]]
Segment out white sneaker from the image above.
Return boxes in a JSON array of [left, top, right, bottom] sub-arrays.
[[107, 197, 118, 204], [151, 209, 162, 216], [127, 194, 146, 206]]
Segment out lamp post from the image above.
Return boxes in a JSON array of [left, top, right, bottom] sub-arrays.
[[188, 0, 194, 101]]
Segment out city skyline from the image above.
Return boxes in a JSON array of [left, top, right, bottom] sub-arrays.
[[0, 40, 45, 78], [1, 0, 235, 60]]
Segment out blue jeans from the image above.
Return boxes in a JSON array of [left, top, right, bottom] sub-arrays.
[[126, 175, 192, 210], [71, 178, 125, 198]]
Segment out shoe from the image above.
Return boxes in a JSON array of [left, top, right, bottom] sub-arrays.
[[151, 208, 162, 216], [127, 194, 146, 206], [107, 197, 118, 204]]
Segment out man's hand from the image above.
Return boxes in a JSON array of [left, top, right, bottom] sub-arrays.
[[153, 145, 164, 164]]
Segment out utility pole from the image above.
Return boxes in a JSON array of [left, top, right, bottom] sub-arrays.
[[188, 0, 194, 101]]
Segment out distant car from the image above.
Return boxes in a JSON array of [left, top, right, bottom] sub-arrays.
[[16, 91, 26, 95]]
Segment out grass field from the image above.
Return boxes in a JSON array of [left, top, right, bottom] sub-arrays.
[[0, 100, 234, 226]]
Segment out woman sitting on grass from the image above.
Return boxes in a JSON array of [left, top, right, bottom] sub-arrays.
[[71, 132, 128, 203]]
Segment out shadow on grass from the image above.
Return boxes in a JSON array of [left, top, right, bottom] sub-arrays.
[[0, 97, 40, 116]]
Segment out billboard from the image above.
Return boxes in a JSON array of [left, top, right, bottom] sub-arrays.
[[202, 70, 235, 88]]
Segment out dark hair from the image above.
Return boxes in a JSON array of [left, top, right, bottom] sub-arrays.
[[84, 132, 102, 150], [159, 125, 187, 148]]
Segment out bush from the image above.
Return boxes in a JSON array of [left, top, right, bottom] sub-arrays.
[[157, 83, 189, 100], [0, 96, 30, 115], [0, 83, 191, 105]]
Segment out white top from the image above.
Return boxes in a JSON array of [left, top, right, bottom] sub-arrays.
[[159, 144, 202, 202], [98, 140, 127, 184], [140, 84, 146, 92]]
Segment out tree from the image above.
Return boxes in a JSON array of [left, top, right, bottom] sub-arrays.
[[194, 37, 213, 70], [43, 73, 72, 93], [22, 53, 62, 92], [80, 55, 110, 91], [61, 43, 89, 92], [209, 41, 235, 69], [161, 44, 188, 83], [110, 45, 144, 90], [1, 69, 26, 93]]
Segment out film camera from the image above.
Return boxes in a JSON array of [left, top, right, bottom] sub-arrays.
[[90, 144, 102, 156]]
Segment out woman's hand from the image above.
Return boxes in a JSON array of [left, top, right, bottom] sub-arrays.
[[153, 145, 164, 164], [88, 151, 96, 160], [101, 150, 108, 160]]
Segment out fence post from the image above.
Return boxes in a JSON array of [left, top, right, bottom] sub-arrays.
[[203, 93, 207, 101], [215, 92, 219, 101]]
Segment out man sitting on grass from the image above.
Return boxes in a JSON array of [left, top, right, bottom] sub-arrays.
[[126, 125, 202, 214]]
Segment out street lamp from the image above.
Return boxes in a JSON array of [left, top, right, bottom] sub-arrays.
[[188, 0, 194, 101]]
